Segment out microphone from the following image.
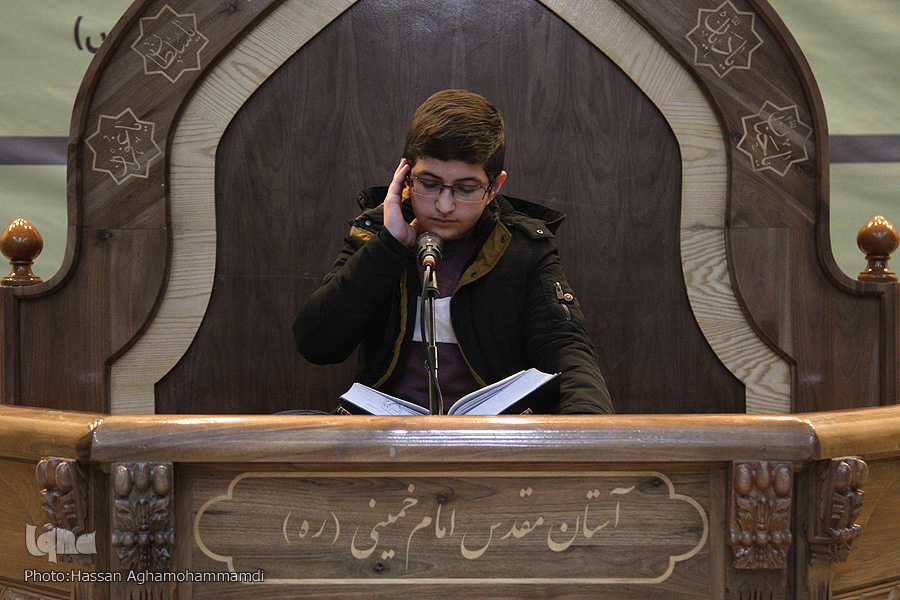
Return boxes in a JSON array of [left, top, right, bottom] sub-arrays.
[[416, 231, 444, 414], [416, 232, 443, 268]]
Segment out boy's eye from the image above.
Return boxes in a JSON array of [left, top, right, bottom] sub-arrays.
[[418, 179, 442, 191], [453, 184, 481, 197]]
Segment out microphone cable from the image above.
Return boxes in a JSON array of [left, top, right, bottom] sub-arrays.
[[419, 274, 444, 415]]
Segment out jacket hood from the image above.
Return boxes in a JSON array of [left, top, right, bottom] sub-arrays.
[[494, 195, 566, 235]]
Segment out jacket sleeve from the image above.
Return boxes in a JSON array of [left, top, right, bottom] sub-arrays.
[[293, 225, 414, 364], [522, 243, 614, 415]]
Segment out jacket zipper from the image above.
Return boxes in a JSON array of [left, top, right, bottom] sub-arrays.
[[377, 219, 510, 390], [555, 281, 572, 321], [448, 221, 512, 387], [372, 270, 409, 389]]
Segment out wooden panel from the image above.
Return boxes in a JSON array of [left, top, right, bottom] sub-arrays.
[[832, 457, 900, 594], [155, 0, 745, 415], [731, 227, 883, 411], [2, 0, 893, 417], [804, 404, 900, 458], [680, 229, 791, 412], [0, 407, 98, 461], [0, 587, 68, 600], [624, 0, 819, 224], [541, 0, 793, 411], [834, 583, 900, 600], [86, 406, 900, 464], [617, 0, 895, 411], [109, 0, 359, 414], [185, 467, 716, 599], [0, 292, 18, 406], [157, 277, 355, 414], [0, 458, 72, 597], [0, 404, 893, 599], [115, 0, 789, 415], [16, 228, 167, 412], [88, 412, 824, 464], [0, 0, 280, 412], [0, 409, 102, 596]]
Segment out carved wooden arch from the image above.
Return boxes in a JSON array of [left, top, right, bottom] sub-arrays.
[[107, 0, 794, 414], [4, 0, 894, 415]]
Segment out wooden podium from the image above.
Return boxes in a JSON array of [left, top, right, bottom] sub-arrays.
[[1, 0, 899, 598], [2, 406, 898, 599]]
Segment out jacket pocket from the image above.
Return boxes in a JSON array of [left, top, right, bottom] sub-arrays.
[[542, 279, 576, 323]]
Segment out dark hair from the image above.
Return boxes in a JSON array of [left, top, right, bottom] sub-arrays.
[[402, 90, 505, 180]]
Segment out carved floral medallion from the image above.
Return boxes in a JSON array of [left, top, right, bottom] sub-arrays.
[[728, 461, 793, 569], [809, 457, 867, 565], [35, 458, 92, 565], [111, 462, 175, 572]]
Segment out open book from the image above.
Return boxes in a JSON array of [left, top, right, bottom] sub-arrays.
[[340, 368, 559, 416]]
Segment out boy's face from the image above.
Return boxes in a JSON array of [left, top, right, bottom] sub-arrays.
[[407, 156, 506, 242]]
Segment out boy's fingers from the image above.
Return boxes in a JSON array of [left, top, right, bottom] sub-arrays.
[[388, 161, 410, 195], [383, 159, 416, 247]]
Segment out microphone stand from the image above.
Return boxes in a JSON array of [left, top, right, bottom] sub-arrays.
[[422, 263, 443, 415]]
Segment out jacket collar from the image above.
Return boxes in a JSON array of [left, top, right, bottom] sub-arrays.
[[493, 195, 565, 235]]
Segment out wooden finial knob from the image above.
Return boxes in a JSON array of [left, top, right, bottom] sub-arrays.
[[0, 218, 43, 286], [858, 215, 899, 283]]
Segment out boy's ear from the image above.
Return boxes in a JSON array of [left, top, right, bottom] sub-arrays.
[[490, 171, 507, 197]]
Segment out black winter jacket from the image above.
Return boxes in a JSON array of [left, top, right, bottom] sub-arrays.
[[294, 187, 613, 415]]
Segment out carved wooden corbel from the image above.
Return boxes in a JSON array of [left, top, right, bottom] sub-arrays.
[[110, 462, 175, 572], [728, 461, 794, 569], [36, 457, 91, 565], [809, 457, 867, 565]]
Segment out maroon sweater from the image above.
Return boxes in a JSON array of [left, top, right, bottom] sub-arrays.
[[380, 235, 481, 410]]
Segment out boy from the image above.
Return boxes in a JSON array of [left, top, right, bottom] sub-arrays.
[[294, 90, 612, 414]]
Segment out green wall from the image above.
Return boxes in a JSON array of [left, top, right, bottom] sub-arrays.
[[0, 0, 131, 279], [769, 0, 900, 278]]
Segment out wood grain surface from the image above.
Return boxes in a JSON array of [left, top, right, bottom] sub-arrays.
[[0, 458, 75, 597], [80, 405, 900, 464], [84, 412, 814, 465], [623, 0, 896, 412], [832, 458, 900, 595], [187, 469, 713, 597], [0, 406, 98, 461], [0, 0, 277, 412], [0, 401, 899, 598], [0, 0, 895, 424], [152, 0, 748, 415], [110, 0, 358, 414]]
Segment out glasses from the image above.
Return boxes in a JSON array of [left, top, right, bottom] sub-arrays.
[[407, 176, 492, 203]]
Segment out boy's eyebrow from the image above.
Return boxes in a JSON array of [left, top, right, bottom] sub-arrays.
[[416, 170, 485, 184]]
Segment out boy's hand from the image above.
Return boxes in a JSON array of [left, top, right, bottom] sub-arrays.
[[384, 159, 421, 247]]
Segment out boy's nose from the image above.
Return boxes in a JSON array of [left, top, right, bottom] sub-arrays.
[[435, 189, 455, 213]]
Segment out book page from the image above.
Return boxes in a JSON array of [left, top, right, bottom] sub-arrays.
[[341, 383, 428, 416], [448, 369, 558, 415]]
